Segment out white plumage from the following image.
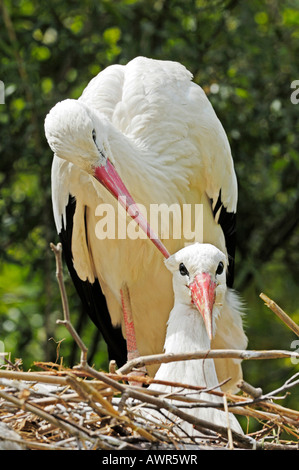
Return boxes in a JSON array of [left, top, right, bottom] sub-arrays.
[[146, 242, 243, 435], [45, 57, 247, 389]]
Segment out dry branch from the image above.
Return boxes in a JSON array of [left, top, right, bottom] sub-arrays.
[[50, 242, 88, 365], [0, 369, 69, 385], [260, 292, 299, 337], [117, 348, 299, 375]]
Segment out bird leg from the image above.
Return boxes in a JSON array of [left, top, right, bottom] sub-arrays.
[[120, 283, 146, 386]]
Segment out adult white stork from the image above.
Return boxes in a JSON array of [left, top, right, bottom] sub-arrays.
[[145, 242, 243, 436], [45, 56, 247, 391]]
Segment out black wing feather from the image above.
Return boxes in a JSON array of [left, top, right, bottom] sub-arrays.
[[58, 195, 127, 367], [211, 190, 236, 288]]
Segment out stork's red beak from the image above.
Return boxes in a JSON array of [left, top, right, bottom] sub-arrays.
[[94, 159, 170, 259], [189, 273, 216, 340]]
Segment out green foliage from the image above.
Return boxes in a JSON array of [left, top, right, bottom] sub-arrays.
[[0, 0, 298, 423]]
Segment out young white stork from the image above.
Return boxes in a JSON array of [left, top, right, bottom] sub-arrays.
[[45, 57, 247, 391], [145, 242, 243, 436]]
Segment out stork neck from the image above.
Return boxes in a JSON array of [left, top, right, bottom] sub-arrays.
[[158, 304, 219, 390], [164, 304, 211, 354]]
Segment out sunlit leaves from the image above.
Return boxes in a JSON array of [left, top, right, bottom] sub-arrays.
[[63, 15, 85, 35], [103, 27, 122, 61], [31, 44, 51, 61], [282, 7, 299, 27]]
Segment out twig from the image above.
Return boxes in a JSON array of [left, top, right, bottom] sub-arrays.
[[117, 348, 299, 375], [0, 437, 73, 451], [0, 369, 68, 385], [237, 380, 263, 398], [50, 243, 88, 366], [263, 372, 299, 400], [108, 372, 230, 395], [260, 293, 299, 337], [263, 442, 298, 450], [223, 394, 233, 449]]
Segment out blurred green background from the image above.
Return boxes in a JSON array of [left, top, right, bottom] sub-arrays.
[[0, 0, 298, 430]]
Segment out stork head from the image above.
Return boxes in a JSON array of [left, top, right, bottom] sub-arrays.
[[45, 99, 112, 173], [44, 99, 170, 258], [165, 243, 227, 340]]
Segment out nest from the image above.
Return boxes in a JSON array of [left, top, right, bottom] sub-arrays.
[[0, 243, 298, 451], [0, 356, 298, 451]]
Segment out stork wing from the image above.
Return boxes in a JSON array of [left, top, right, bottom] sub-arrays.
[[210, 191, 236, 287], [186, 78, 238, 287], [51, 156, 127, 367]]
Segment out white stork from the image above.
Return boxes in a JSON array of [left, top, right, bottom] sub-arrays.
[[145, 242, 243, 436], [45, 57, 247, 391]]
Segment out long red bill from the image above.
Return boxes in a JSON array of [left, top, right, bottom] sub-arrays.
[[189, 273, 216, 340], [94, 159, 170, 259]]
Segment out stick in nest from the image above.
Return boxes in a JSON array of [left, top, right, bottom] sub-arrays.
[[50, 242, 88, 366], [260, 292, 299, 337], [117, 348, 299, 376]]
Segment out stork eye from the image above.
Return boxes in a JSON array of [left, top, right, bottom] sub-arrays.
[[179, 263, 189, 276], [216, 261, 224, 276], [92, 129, 96, 142]]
